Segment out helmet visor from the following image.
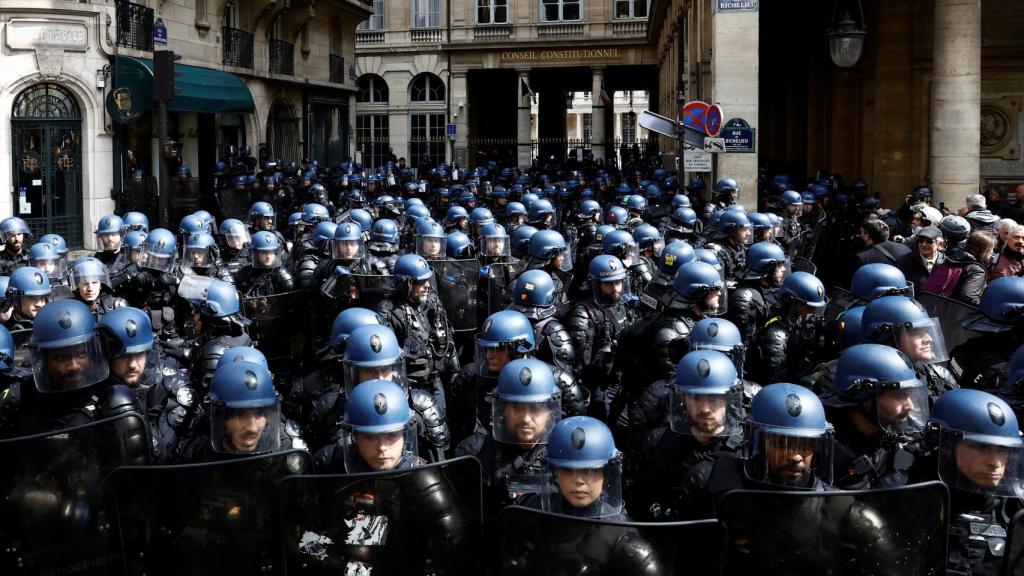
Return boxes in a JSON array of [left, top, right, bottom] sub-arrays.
[[31, 336, 110, 393], [343, 359, 406, 396], [875, 383, 930, 435], [183, 245, 211, 269], [222, 226, 251, 249], [894, 318, 948, 365], [669, 388, 744, 437], [542, 459, 623, 518], [343, 423, 419, 472], [590, 276, 633, 307], [210, 400, 281, 455], [939, 429, 1024, 498], [332, 238, 367, 261], [141, 248, 176, 273], [743, 427, 833, 489], [415, 235, 447, 260], [253, 246, 283, 269], [481, 235, 510, 258], [492, 396, 561, 445]]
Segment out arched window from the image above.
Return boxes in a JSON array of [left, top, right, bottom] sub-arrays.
[[12, 83, 81, 119], [409, 73, 445, 103], [357, 75, 389, 103]]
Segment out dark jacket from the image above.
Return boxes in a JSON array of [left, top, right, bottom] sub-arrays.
[[896, 249, 945, 295], [941, 245, 988, 306], [853, 240, 912, 270]]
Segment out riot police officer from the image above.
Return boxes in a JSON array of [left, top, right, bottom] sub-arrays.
[[5, 266, 52, 332], [508, 269, 578, 376], [247, 201, 289, 267], [706, 210, 751, 282], [181, 232, 234, 283], [950, 276, 1024, 390], [218, 218, 252, 276], [367, 218, 400, 274], [0, 216, 32, 275], [93, 214, 125, 269], [71, 257, 127, 321], [97, 306, 156, 400], [331, 378, 422, 473], [190, 279, 251, 387], [523, 230, 573, 315], [752, 271, 828, 384], [778, 189, 804, 254], [292, 221, 335, 291], [26, 242, 65, 287], [414, 219, 447, 260], [603, 229, 652, 297], [726, 241, 787, 346], [112, 228, 181, 344], [234, 231, 294, 297]]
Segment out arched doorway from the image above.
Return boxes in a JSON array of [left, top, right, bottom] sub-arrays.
[[266, 99, 299, 164], [11, 83, 84, 247]]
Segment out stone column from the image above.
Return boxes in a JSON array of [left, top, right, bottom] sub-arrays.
[[517, 69, 533, 169], [451, 70, 468, 166], [590, 67, 607, 163], [711, 7, 758, 204], [929, 0, 981, 208]]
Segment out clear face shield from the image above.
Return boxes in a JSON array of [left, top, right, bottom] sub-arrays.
[[31, 257, 61, 280], [481, 235, 510, 258], [733, 224, 754, 246], [491, 395, 561, 446], [97, 231, 123, 253], [590, 276, 632, 307], [475, 339, 531, 377], [403, 275, 436, 306], [253, 247, 283, 269], [874, 382, 930, 436], [332, 238, 367, 261], [343, 359, 407, 396], [649, 238, 666, 259], [183, 245, 211, 269], [543, 458, 624, 518], [893, 318, 949, 365], [31, 336, 110, 393], [669, 388, 744, 438], [939, 430, 1024, 497], [415, 235, 447, 260], [550, 246, 573, 272], [343, 422, 419, 472], [109, 348, 159, 388], [141, 246, 176, 273], [210, 400, 282, 455], [743, 427, 834, 489], [614, 243, 640, 268], [223, 227, 251, 250]]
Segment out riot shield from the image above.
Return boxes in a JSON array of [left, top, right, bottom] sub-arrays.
[[1004, 508, 1024, 575], [219, 188, 253, 222], [0, 413, 149, 576], [497, 505, 723, 575], [916, 291, 979, 351], [280, 456, 483, 575], [112, 449, 312, 576], [792, 255, 818, 275], [242, 290, 304, 361], [10, 328, 32, 369], [487, 261, 525, 314], [170, 178, 201, 227], [717, 481, 948, 576], [50, 284, 74, 301], [431, 259, 482, 332]]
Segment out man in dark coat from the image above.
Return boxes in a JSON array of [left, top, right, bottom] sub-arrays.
[[849, 218, 911, 286], [895, 226, 945, 294]]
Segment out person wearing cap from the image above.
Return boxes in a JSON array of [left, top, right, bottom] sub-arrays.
[[960, 194, 1000, 232], [990, 224, 1024, 281], [895, 225, 945, 295]]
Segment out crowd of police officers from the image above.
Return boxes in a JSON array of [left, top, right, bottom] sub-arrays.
[[2, 146, 1024, 575]]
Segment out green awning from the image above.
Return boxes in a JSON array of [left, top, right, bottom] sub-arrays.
[[112, 56, 254, 115]]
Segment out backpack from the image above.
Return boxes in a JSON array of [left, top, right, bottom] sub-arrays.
[[921, 262, 963, 297]]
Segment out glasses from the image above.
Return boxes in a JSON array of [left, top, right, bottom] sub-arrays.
[[918, 238, 935, 244]]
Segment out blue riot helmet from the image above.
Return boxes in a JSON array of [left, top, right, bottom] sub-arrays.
[[301, 203, 330, 226], [70, 257, 111, 306], [39, 233, 69, 271], [343, 324, 405, 393], [444, 206, 470, 231], [346, 188, 367, 209], [342, 379, 419, 472], [580, 187, 596, 201], [743, 383, 833, 488], [850, 263, 913, 302], [178, 214, 205, 246], [0, 216, 33, 245], [184, 232, 217, 270], [0, 277, 9, 320], [658, 241, 697, 277], [748, 212, 775, 242], [670, 350, 744, 438], [121, 211, 149, 234], [479, 223, 510, 258], [492, 358, 561, 446], [862, 296, 948, 365], [521, 192, 540, 210], [232, 175, 247, 190], [193, 210, 217, 235], [714, 177, 739, 202], [528, 229, 571, 270], [216, 346, 269, 371], [287, 212, 303, 237], [476, 310, 536, 376], [98, 306, 154, 383], [332, 222, 367, 261], [470, 207, 496, 237], [9, 266, 52, 320], [249, 201, 276, 231], [685, 177, 706, 193], [406, 203, 431, 225], [633, 224, 664, 258], [671, 261, 724, 310], [251, 231, 283, 269], [510, 225, 538, 259], [671, 207, 699, 232], [775, 272, 828, 316], [928, 389, 1024, 497], [370, 219, 400, 249], [506, 202, 528, 226], [209, 361, 281, 454], [800, 191, 815, 206], [30, 299, 109, 393], [528, 199, 556, 227], [718, 210, 753, 245], [199, 280, 241, 321], [415, 219, 447, 259], [781, 190, 803, 208], [330, 307, 382, 352], [406, 197, 426, 208], [510, 269, 557, 320], [625, 194, 648, 216], [834, 344, 929, 434], [122, 231, 148, 265], [643, 183, 664, 201], [606, 206, 629, 229], [348, 208, 374, 233], [602, 229, 640, 268], [963, 276, 1024, 333], [28, 242, 62, 280], [587, 255, 630, 306], [738, 242, 787, 284], [0, 324, 13, 370], [689, 318, 746, 376], [694, 248, 724, 277], [446, 231, 473, 258], [839, 306, 867, 350], [579, 199, 602, 221], [219, 219, 251, 251], [671, 194, 692, 210], [95, 214, 125, 253], [457, 190, 477, 210], [543, 416, 622, 517], [393, 254, 434, 303]]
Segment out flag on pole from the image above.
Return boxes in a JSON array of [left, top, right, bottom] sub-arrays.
[[521, 77, 536, 101], [599, 83, 613, 107]]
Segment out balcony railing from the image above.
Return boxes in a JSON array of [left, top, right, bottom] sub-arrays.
[[269, 39, 294, 75], [115, 0, 154, 51], [537, 23, 584, 38], [612, 20, 648, 36], [474, 26, 512, 39], [223, 27, 254, 68], [411, 28, 443, 43], [329, 54, 345, 84], [356, 31, 385, 45]]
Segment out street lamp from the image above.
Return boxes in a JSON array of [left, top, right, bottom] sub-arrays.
[[827, 1, 866, 68]]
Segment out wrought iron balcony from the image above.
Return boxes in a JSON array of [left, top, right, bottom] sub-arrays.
[[329, 54, 345, 84], [223, 27, 254, 68], [116, 0, 154, 51], [269, 39, 294, 75]]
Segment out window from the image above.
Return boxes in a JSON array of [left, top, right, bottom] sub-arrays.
[[410, 113, 445, 169], [614, 0, 648, 19], [358, 0, 384, 30], [410, 74, 445, 103], [413, 0, 441, 28], [477, 0, 508, 24], [225, 1, 240, 28], [582, 113, 593, 141], [541, 0, 581, 22], [621, 112, 637, 142], [356, 114, 390, 170], [357, 75, 389, 103]]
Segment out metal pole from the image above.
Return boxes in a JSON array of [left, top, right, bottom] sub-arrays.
[[158, 99, 170, 228]]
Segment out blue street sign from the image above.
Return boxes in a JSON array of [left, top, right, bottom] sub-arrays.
[[153, 18, 168, 46], [722, 118, 755, 153], [446, 123, 457, 136]]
